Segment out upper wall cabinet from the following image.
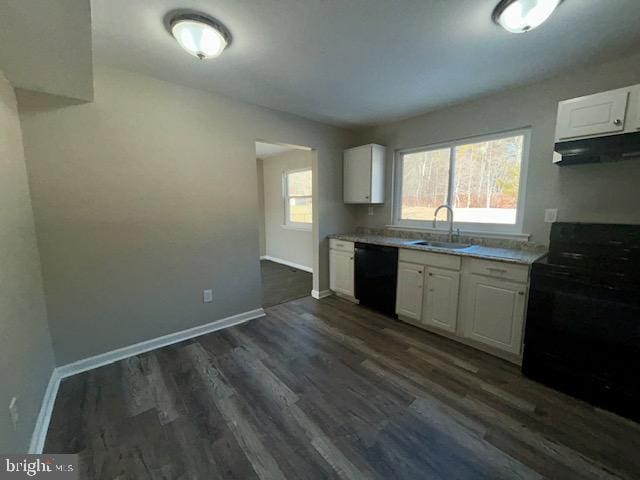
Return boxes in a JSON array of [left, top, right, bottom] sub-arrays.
[[555, 85, 640, 142], [343, 144, 386, 204]]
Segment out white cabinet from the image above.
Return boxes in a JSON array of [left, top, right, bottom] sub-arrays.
[[343, 144, 386, 204], [396, 261, 424, 320], [329, 243, 354, 298], [396, 249, 460, 335], [555, 87, 631, 141], [422, 267, 460, 333], [459, 274, 527, 355]]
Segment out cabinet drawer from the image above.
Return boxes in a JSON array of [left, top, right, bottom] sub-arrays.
[[399, 249, 461, 270], [329, 239, 355, 253], [465, 258, 529, 283]]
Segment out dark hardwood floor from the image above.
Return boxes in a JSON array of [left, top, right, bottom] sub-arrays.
[[260, 259, 312, 308], [45, 296, 640, 479]]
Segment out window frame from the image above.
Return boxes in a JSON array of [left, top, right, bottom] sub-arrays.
[[283, 167, 313, 230], [392, 128, 531, 236]]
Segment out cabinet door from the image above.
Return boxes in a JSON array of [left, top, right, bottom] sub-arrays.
[[556, 88, 629, 141], [344, 146, 372, 203], [329, 249, 354, 297], [422, 267, 460, 333], [395, 262, 424, 320], [460, 274, 526, 355]]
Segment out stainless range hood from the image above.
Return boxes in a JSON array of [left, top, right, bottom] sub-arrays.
[[554, 131, 640, 165]]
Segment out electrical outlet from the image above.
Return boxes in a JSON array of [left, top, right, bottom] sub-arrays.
[[544, 208, 558, 223], [9, 397, 18, 431], [203, 289, 213, 303]]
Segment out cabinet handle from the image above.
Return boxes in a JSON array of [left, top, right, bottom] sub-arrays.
[[428, 273, 433, 276], [518, 291, 525, 295], [349, 256, 353, 260], [486, 267, 507, 273], [613, 119, 622, 126], [429, 288, 434, 292]]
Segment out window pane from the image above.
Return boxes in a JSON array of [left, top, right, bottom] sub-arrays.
[[400, 148, 451, 221], [287, 169, 312, 196], [453, 135, 523, 224], [288, 197, 312, 224]]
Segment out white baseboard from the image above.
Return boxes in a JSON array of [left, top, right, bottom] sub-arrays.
[[29, 307, 265, 453], [260, 255, 313, 273], [311, 289, 333, 299]]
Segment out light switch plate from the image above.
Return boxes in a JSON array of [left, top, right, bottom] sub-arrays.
[[203, 289, 213, 303], [544, 208, 558, 223]]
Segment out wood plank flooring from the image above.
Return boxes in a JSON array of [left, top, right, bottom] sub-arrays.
[[260, 260, 312, 308], [45, 296, 640, 479]]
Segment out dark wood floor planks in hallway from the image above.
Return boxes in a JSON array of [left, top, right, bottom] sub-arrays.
[[45, 296, 640, 479], [260, 259, 312, 308]]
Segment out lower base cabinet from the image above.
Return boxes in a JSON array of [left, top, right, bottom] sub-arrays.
[[422, 267, 460, 333], [396, 262, 424, 320], [459, 274, 527, 355], [329, 248, 355, 297], [396, 261, 460, 334], [394, 248, 530, 361]]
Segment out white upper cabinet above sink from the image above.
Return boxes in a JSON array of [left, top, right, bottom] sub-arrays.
[[343, 144, 386, 204]]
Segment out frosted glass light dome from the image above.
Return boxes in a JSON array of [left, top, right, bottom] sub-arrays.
[[493, 0, 562, 33], [169, 14, 230, 59]]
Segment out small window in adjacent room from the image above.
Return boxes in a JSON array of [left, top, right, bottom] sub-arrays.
[[394, 129, 530, 235], [284, 168, 312, 228]]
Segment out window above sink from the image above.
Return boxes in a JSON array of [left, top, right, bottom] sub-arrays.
[[392, 128, 531, 236]]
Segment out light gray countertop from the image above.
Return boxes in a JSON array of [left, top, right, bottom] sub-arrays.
[[329, 233, 547, 265]]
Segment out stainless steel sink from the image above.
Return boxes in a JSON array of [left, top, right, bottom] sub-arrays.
[[403, 240, 472, 250]]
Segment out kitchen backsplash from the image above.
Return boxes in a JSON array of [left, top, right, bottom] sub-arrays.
[[353, 226, 548, 252]]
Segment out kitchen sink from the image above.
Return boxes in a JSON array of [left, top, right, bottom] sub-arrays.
[[403, 240, 472, 250]]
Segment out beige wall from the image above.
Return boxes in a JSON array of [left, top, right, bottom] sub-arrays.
[[0, 0, 93, 101], [355, 52, 640, 244], [18, 65, 356, 364], [261, 150, 314, 270], [0, 70, 54, 453]]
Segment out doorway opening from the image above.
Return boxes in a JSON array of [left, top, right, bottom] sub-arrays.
[[256, 141, 314, 307]]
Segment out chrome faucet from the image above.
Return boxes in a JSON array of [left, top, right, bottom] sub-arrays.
[[432, 204, 458, 242]]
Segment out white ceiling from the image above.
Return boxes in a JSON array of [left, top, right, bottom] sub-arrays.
[[255, 141, 298, 159], [92, 0, 640, 127]]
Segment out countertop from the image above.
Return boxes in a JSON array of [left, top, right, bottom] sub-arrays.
[[329, 234, 546, 265]]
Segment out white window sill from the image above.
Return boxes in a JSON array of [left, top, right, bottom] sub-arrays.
[[386, 225, 531, 241], [281, 224, 312, 232]]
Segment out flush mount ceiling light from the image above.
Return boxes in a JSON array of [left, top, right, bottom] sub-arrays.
[[165, 11, 232, 59], [493, 0, 562, 33]]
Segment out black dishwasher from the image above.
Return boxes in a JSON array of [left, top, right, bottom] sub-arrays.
[[354, 243, 398, 316]]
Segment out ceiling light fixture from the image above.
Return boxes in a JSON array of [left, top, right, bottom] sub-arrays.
[[493, 0, 562, 33], [165, 11, 231, 59]]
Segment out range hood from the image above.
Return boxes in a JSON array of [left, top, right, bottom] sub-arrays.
[[554, 131, 640, 165]]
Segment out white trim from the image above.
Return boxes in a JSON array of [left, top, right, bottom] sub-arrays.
[[261, 255, 313, 273], [392, 127, 532, 236], [29, 307, 265, 453], [283, 167, 312, 228], [280, 224, 311, 232], [311, 289, 333, 299], [28, 369, 62, 454]]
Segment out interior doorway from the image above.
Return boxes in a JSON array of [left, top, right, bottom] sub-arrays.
[[255, 141, 314, 307]]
